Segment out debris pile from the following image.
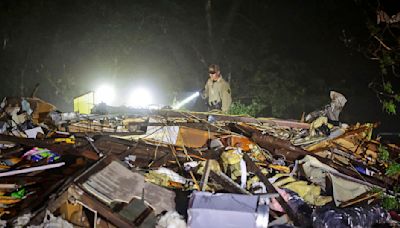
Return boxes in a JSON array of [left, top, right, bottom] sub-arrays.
[[0, 95, 399, 227]]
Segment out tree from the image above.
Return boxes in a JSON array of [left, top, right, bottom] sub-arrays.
[[352, 0, 400, 114]]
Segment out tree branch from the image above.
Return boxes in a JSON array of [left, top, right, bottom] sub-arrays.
[[373, 35, 392, 51]]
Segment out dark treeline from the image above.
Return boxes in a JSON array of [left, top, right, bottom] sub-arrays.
[[0, 0, 397, 131]]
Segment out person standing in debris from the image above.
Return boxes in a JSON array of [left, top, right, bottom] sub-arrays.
[[201, 64, 232, 113]]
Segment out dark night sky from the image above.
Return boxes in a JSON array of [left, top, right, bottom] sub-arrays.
[[0, 0, 398, 132]]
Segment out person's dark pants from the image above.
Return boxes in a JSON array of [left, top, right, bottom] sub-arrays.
[[208, 101, 222, 111]]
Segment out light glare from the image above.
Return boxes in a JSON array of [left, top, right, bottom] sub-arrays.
[[95, 85, 116, 105], [128, 88, 153, 108]]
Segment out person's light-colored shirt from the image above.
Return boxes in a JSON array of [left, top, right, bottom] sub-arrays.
[[203, 77, 232, 112]]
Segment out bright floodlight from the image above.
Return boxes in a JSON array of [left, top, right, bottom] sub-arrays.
[[128, 87, 153, 108], [95, 85, 116, 105], [173, 92, 200, 109]]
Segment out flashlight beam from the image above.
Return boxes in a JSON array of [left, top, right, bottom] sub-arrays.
[[173, 92, 200, 109]]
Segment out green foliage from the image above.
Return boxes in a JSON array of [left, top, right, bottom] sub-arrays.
[[383, 100, 396, 115], [378, 145, 390, 162], [375, 181, 400, 210], [356, 1, 400, 115], [382, 195, 400, 210], [377, 57, 398, 115], [366, 21, 380, 35], [375, 186, 400, 211], [383, 81, 393, 94], [371, 186, 383, 194], [379, 64, 388, 75], [377, 144, 400, 177], [381, 52, 395, 67], [379, 53, 394, 76], [228, 100, 265, 117], [395, 94, 400, 103], [238, 62, 309, 118], [385, 162, 400, 176], [377, 144, 400, 210]]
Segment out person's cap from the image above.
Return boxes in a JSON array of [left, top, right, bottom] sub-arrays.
[[208, 64, 220, 73]]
